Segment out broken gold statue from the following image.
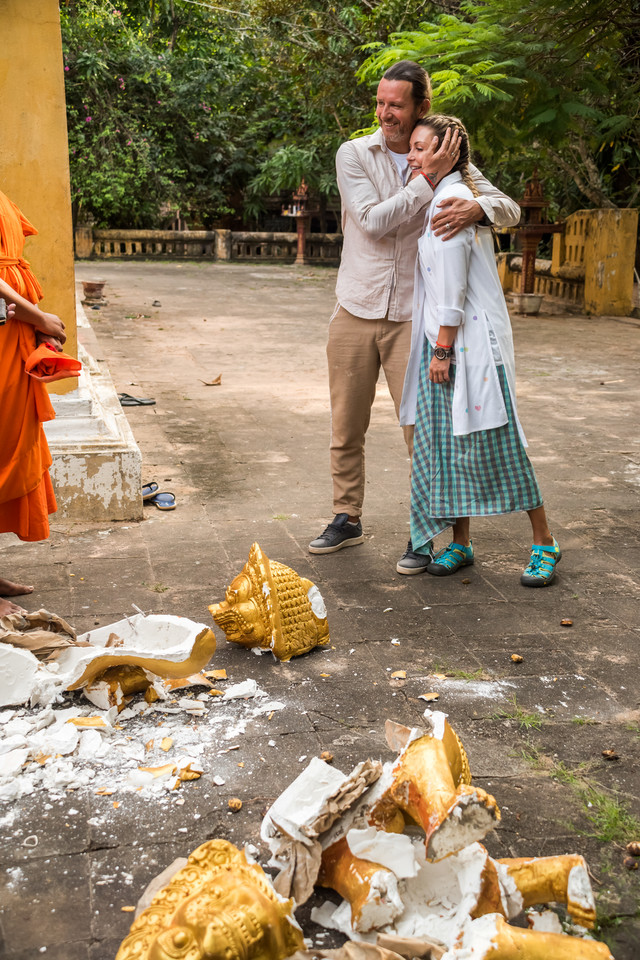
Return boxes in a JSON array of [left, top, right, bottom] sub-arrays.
[[368, 712, 500, 860], [115, 839, 304, 960], [318, 836, 402, 933], [210, 542, 330, 660], [447, 913, 613, 959], [495, 854, 596, 929]]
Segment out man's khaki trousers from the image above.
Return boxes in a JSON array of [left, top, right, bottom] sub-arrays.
[[327, 304, 414, 518]]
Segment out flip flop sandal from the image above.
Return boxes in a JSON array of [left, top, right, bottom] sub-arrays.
[[142, 481, 159, 501], [118, 393, 156, 406], [149, 492, 176, 511]]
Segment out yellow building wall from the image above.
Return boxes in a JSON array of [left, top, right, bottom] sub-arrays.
[[583, 209, 639, 317], [0, 0, 77, 393]]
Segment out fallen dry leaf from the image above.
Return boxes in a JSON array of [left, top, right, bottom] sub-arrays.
[[113, 801, 120, 809], [160, 737, 173, 752], [121, 905, 135, 912], [145, 739, 154, 751], [320, 751, 334, 763], [391, 670, 407, 679], [199, 374, 222, 386], [228, 798, 242, 812], [561, 619, 573, 627], [320, 673, 331, 678], [419, 692, 440, 702], [432, 672, 447, 681], [511, 654, 524, 663], [461, 578, 471, 584], [602, 749, 619, 761], [208, 689, 224, 697], [95, 788, 114, 796], [34, 753, 50, 765], [237, 762, 245, 768]]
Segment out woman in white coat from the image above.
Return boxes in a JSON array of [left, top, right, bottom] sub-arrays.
[[400, 115, 560, 586]]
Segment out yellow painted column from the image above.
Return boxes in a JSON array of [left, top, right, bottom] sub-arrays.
[[584, 209, 639, 317], [0, 0, 77, 393]]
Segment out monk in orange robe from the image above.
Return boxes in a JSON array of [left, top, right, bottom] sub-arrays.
[[0, 190, 67, 616]]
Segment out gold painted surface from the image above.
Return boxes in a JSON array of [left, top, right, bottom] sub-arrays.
[[318, 836, 394, 928], [116, 839, 304, 960], [498, 854, 596, 929], [369, 722, 500, 860], [66, 627, 217, 691], [1, 0, 78, 386], [210, 543, 330, 661], [455, 913, 613, 959]]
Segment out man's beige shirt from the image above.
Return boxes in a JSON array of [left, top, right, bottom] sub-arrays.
[[335, 127, 521, 323]]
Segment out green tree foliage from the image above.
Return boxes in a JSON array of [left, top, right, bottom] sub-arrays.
[[359, 0, 639, 213], [62, 0, 252, 226], [61, 0, 637, 226]]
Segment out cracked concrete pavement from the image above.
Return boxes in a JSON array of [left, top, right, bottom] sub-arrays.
[[1, 259, 639, 958]]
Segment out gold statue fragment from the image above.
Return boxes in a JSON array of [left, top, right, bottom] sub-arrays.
[[115, 839, 304, 960], [449, 913, 613, 959], [209, 543, 330, 661], [368, 714, 500, 860], [495, 854, 596, 929]]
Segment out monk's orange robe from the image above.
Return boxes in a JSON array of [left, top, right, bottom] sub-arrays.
[[0, 190, 57, 542]]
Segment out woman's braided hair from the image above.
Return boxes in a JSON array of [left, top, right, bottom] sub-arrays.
[[414, 114, 478, 197]]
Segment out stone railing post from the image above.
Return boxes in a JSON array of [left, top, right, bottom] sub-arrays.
[[74, 221, 94, 259], [215, 229, 232, 260]]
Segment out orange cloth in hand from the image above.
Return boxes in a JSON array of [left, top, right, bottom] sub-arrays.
[[0, 190, 58, 540], [25, 342, 82, 383]]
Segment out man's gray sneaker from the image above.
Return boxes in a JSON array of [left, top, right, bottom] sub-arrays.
[[396, 540, 431, 575], [309, 514, 364, 554]]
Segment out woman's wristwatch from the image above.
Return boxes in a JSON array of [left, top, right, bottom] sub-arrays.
[[433, 345, 453, 360]]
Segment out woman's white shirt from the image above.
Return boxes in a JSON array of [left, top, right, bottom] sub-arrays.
[[400, 171, 526, 445]]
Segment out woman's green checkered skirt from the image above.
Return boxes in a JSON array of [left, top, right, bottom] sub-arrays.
[[410, 343, 543, 555]]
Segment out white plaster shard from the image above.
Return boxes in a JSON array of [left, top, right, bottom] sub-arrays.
[[346, 826, 419, 879], [307, 584, 327, 619], [221, 680, 264, 700]]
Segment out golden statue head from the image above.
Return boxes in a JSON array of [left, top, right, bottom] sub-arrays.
[[116, 840, 304, 960], [209, 543, 330, 661]]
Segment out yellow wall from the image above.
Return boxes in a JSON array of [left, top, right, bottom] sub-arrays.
[[0, 0, 77, 392], [584, 209, 639, 317]]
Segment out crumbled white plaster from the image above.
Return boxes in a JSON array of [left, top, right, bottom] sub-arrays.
[[307, 585, 327, 619]]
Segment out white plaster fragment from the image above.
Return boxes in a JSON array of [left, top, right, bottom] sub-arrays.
[[346, 826, 419, 879], [307, 585, 327, 619]]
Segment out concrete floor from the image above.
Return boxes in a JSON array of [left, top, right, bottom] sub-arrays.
[[1, 260, 640, 958]]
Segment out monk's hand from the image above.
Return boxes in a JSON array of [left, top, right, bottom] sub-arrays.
[[432, 197, 485, 240], [429, 356, 451, 384], [420, 128, 460, 185], [37, 311, 66, 345], [36, 331, 64, 352], [6, 302, 16, 323]]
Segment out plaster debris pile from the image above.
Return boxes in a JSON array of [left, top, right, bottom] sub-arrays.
[[0, 611, 284, 803], [0, 611, 218, 710], [261, 712, 614, 960]]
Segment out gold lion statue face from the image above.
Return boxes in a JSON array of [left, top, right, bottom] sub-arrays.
[[213, 572, 267, 647], [118, 841, 304, 960]]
